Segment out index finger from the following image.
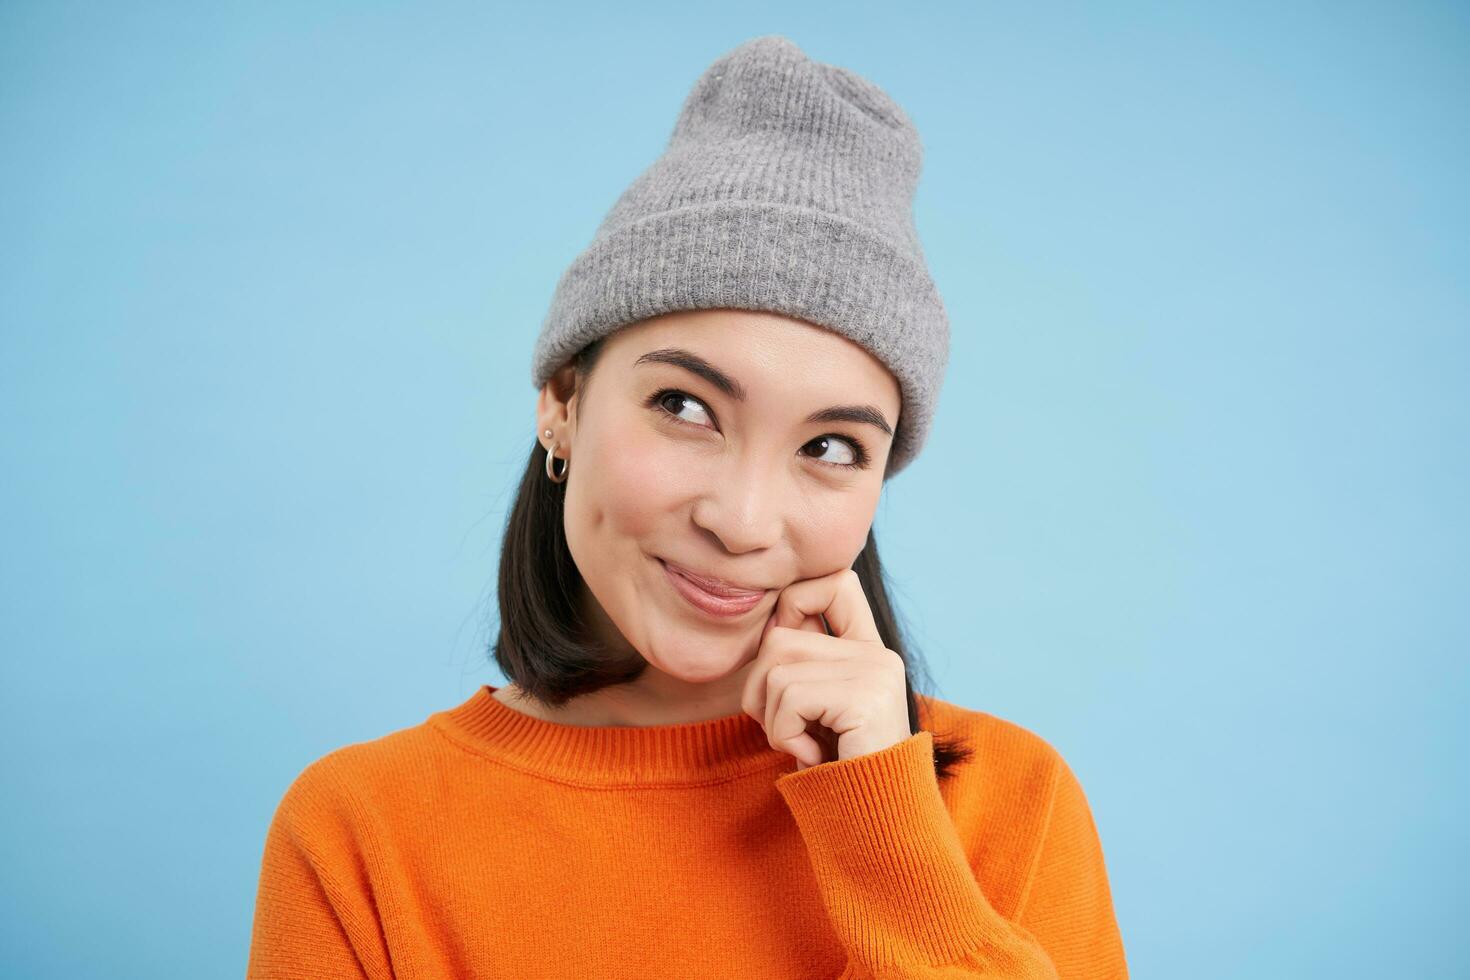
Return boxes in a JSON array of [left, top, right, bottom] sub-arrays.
[[768, 567, 882, 644]]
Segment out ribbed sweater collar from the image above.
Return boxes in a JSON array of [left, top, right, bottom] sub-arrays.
[[428, 685, 795, 786]]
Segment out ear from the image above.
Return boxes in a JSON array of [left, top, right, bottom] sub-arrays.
[[536, 362, 579, 445]]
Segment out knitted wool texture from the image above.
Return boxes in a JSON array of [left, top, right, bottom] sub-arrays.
[[530, 34, 949, 478]]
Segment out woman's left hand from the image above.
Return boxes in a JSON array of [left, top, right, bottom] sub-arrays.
[[740, 568, 913, 771]]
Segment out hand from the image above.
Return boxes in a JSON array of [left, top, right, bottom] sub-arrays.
[[740, 567, 913, 771]]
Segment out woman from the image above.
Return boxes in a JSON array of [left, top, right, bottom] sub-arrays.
[[247, 35, 1129, 979]]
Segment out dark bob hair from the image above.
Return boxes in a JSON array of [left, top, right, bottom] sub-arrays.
[[491, 332, 973, 782]]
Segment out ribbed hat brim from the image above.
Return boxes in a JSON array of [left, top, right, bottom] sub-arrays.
[[531, 199, 948, 476]]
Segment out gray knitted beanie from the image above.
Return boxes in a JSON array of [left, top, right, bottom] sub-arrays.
[[530, 34, 948, 478]]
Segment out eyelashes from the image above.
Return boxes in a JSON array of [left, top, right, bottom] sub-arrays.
[[643, 387, 871, 471]]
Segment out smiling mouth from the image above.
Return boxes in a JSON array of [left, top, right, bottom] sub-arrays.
[[657, 558, 768, 618], [658, 558, 768, 598]]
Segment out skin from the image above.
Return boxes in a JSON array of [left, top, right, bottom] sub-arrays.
[[493, 307, 905, 757]]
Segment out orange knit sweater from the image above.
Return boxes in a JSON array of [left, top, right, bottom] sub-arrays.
[[247, 685, 1128, 979]]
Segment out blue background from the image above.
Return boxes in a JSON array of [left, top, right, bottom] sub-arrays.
[[3, 3, 1465, 977]]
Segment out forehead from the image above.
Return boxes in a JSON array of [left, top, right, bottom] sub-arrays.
[[608, 309, 899, 404]]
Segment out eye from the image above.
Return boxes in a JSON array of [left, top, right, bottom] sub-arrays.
[[650, 389, 715, 428], [801, 435, 869, 470], [644, 387, 871, 471]]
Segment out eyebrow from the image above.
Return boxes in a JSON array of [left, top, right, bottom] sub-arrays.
[[633, 347, 895, 437]]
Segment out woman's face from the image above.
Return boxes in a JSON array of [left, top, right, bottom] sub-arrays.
[[537, 308, 901, 685]]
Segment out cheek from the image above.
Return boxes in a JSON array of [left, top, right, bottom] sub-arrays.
[[793, 489, 879, 574], [569, 420, 679, 542]]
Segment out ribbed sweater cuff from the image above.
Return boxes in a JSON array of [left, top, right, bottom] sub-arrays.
[[775, 730, 1031, 972]]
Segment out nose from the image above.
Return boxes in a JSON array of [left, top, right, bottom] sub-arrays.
[[689, 456, 784, 555]]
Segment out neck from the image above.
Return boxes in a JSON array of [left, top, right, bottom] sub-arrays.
[[496, 656, 759, 728]]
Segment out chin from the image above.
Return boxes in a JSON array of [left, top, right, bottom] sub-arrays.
[[646, 634, 753, 683]]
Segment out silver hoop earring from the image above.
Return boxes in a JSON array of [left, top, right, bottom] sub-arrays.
[[545, 441, 569, 483]]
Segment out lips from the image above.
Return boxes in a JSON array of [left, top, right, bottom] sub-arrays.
[[659, 558, 768, 598], [660, 559, 767, 618]]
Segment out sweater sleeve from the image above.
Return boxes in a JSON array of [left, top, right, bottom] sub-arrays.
[[245, 761, 394, 980], [774, 730, 1076, 979], [1013, 752, 1129, 979]]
